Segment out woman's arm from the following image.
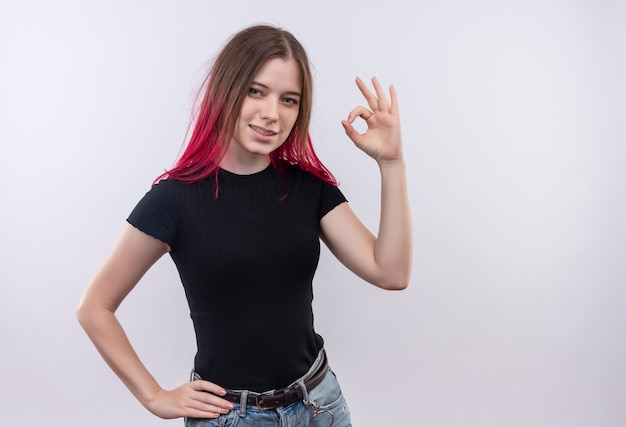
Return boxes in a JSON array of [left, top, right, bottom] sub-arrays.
[[320, 77, 412, 290], [76, 223, 234, 419]]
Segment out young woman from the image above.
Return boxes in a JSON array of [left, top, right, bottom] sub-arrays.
[[77, 24, 411, 426]]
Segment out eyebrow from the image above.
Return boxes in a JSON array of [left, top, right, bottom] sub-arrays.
[[251, 81, 302, 98]]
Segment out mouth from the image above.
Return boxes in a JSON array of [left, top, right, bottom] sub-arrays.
[[250, 124, 278, 137]]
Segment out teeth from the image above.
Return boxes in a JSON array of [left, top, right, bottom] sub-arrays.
[[251, 125, 276, 136]]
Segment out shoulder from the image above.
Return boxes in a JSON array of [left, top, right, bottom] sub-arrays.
[[138, 178, 184, 207], [282, 165, 347, 212], [151, 177, 193, 190], [149, 176, 213, 196], [133, 177, 214, 213]]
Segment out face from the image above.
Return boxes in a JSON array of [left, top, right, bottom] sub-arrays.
[[223, 57, 302, 173]]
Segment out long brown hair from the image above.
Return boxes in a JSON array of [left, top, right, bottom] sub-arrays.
[[159, 25, 337, 190]]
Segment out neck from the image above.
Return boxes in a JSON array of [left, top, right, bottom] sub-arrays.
[[219, 155, 271, 175]]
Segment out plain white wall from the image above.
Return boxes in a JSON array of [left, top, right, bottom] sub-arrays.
[[1, 0, 625, 426]]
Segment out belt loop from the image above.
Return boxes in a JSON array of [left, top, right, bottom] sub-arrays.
[[238, 390, 248, 417], [297, 379, 310, 401]]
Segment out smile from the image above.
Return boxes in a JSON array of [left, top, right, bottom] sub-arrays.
[[250, 125, 278, 137]]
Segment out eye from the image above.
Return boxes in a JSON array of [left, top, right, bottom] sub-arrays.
[[248, 87, 262, 96], [282, 97, 299, 106]]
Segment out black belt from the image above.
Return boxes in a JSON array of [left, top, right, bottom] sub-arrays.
[[223, 351, 329, 410]]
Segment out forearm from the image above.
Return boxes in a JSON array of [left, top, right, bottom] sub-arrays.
[[374, 159, 412, 289], [77, 225, 233, 420], [77, 305, 161, 410], [328, 77, 412, 289]]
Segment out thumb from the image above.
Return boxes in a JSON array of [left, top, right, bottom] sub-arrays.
[[341, 120, 361, 145]]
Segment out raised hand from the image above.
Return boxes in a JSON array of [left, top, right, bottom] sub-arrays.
[[341, 77, 403, 164]]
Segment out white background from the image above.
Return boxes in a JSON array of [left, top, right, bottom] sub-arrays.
[[1, 1, 625, 426]]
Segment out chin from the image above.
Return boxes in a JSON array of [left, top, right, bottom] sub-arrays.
[[249, 142, 283, 155]]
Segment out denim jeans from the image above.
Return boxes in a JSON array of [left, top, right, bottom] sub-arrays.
[[185, 350, 351, 427]]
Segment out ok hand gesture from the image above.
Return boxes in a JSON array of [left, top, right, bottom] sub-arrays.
[[341, 77, 403, 164]]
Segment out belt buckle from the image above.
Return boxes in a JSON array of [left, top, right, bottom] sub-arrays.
[[256, 387, 292, 411], [256, 391, 275, 411]]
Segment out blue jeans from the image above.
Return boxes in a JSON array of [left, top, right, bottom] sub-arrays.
[[185, 350, 351, 427]]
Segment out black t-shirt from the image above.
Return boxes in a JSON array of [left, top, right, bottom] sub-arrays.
[[127, 164, 346, 392]]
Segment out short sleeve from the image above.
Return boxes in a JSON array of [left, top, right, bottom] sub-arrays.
[[127, 179, 178, 247], [319, 182, 347, 220]]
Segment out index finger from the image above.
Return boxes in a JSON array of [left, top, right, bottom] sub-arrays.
[[191, 379, 227, 396], [355, 77, 379, 111], [355, 76, 390, 112], [190, 380, 234, 410]]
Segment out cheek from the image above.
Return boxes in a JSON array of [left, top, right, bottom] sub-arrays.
[[287, 111, 300, 130]]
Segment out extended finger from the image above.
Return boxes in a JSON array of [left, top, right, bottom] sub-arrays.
[[187, 398, 232, 417], [189, 380, 233, 410], [184, 406, 228, 419], [190, 379, 227, 396], [192, 391, 233, 408], [355, 77, 380, 111], [371, 77, 390, 112], [389, 84, 399, 115]]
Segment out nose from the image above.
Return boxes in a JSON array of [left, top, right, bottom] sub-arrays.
[[260, 97, 279, 122]]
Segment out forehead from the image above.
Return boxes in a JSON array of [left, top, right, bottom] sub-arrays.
[[253, 57, 302, 93]]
